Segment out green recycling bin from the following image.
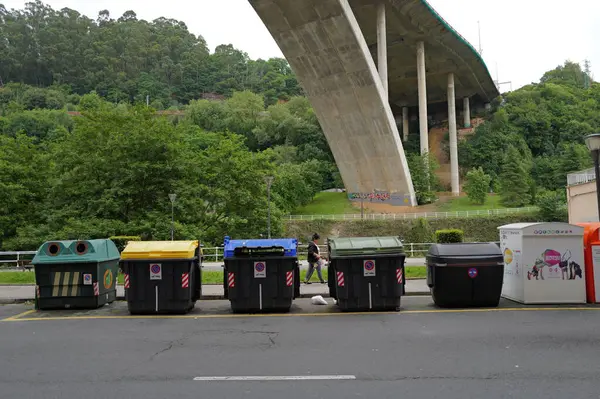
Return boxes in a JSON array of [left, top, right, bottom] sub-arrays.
[[327, 236, 405, 312], [33, 239, 120, 310]]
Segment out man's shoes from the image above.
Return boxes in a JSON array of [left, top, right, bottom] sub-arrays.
[[304, 281, 312, 284]]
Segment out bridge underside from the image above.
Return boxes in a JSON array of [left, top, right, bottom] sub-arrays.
[[249, 0, 498, 206]]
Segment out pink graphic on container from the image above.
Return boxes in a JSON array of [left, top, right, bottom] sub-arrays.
[[527, 249, 582, 281]]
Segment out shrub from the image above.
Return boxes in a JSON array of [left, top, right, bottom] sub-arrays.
[[109, 235, 141, 252], [536, 190, 568, 222], [435, 229, 464, 243], [402, 218, 434, 243], [464, 167, 491, 205]]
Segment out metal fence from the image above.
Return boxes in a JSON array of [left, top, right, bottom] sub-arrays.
[[286, 207, 537, 221], [0, 251, 37, 269], [567, 168, 595, 186], [0, 241, 501, 267]]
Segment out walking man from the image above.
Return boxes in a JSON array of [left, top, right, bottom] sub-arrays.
[[305, 233, 326, 284]]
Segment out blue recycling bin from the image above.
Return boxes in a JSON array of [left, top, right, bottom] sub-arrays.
[[223, 236, 300, 313]]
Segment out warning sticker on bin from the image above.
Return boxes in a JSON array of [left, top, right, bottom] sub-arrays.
[[254, 261, 266, 278], [83, 274, 92, 285], [150, 263, 162, 280], [363, 260, 376, 277], [468, 268, 478, 279]]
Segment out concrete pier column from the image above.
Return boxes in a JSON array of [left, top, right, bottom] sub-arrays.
[[402, 107, 409, 142], [417, 41, 428, 154], [463, 97, 471, 128], [448, 73, 459, 196], [376, 2, 388, 97]]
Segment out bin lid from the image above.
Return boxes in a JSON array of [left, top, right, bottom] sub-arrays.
[[427, 242, 502, 258], [223, 237, 297, 258], [498, 222, 583, 237], [32, 239, 120, 264], [577, 223, 600, 245], [120, 241, 199, 260], [328, 237, 403, 258]]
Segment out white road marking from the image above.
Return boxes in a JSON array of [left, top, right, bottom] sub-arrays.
[[193, 375, 356, 381]]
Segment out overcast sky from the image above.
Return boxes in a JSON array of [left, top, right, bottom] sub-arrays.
[[3, 0, 599, 90]]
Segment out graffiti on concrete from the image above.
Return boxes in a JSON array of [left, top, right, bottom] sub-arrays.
[[348, 191, 412, 206]]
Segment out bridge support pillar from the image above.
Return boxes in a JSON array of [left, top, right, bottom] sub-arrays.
[[402, 107, 409, 142], [377, 2, 388, 97], [417, 41, 429, 155], [448, 73, 459, 196], [463, 97, 471, 128]]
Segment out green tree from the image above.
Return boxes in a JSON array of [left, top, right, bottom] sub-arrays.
[[407, 152, 440, 205], [0, 134, 49, 248], [536, 190, 568, 222], [464, 167, 491, 205], [499, 146, 532, 207]]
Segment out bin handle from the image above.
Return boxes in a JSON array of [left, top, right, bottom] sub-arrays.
[[434, 263, 447, 267]]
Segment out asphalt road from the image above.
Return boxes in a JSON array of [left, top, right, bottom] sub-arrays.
[[2, 298, 600, 399]]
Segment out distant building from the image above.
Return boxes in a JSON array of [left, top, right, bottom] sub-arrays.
[[567, 168, 598, 223]]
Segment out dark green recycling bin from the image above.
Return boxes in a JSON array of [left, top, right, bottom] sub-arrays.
[[328, 237, 405, 312], [32, 239, 120, 310], [223, 237, 299, 313], [120, 241, 201, 315], [427, 243, 504, 308]]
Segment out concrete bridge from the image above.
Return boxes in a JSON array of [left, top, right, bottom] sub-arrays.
[[248, 0, 499, 206]]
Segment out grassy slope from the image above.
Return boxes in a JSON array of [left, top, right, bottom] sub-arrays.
[[0, 267, 427, 285], [294, 192, 358, 215], [437, 194, 507, 212], [295, 193, 513, 216]]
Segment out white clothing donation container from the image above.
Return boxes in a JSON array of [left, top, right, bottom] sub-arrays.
[[498, 222, 586, 304]]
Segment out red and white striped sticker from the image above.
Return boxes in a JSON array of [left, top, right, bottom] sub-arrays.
[[182, 272, 189, 288], [396, 268, 403, 284], [227, 272, 235, 288], [36, 285, 40, 298], [285, 271, 293, 287], [124, 273, 130, 289], [336, 271, 345, 287], [93, 282, 99, 296]]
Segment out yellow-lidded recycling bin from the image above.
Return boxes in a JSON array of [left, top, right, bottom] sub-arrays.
[[120, 241, 201, 314]]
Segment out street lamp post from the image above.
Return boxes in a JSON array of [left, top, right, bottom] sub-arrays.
[[264, 176, 274, 238], [585, 133, 600, 221], [168, 193, 177, 241]]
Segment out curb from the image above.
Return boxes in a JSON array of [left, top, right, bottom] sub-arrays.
[[0, 292, 431, 305]]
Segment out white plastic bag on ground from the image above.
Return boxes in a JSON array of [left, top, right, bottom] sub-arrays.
[[311, 295, 328, 305]]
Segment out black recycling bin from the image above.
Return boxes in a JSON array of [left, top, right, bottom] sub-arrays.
[[223, 236, 299, 313], [32, 239, 120, 310], [328, 236, 405, 312], [120, 241, 202, 315], [427, 242, 504, 308]]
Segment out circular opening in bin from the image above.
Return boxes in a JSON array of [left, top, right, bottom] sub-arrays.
[[47, 243, 60, 256], [75, 241, 88, 255]]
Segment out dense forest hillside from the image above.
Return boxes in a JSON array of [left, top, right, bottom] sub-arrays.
[[0, 1, 301, 106], [0, 2, 598, 249]]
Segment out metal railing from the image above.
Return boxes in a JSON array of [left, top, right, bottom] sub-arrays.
[[286, 207, 537, 221], [0, 241, 501, 266], [567, 168, 595, 186], [0, 251, 36, 269]]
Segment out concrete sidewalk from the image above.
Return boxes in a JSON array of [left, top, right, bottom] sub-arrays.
[[0, 280, 430, 304]]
